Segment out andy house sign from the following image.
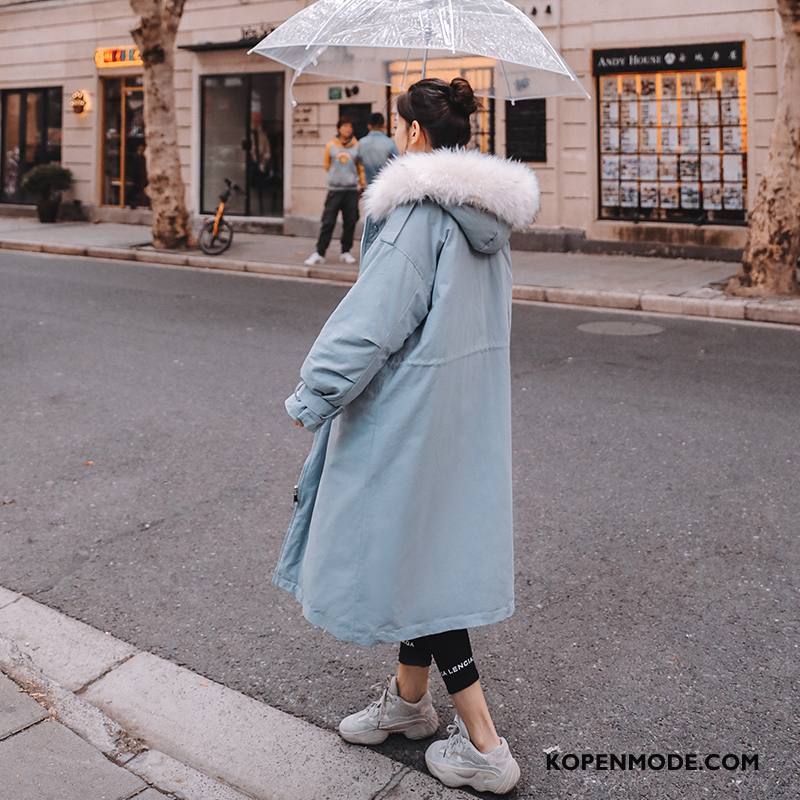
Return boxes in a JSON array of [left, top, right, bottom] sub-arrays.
[[593, 42, 744, 75]]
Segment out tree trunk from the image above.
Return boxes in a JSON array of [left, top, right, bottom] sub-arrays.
[[728, 0, 800, 297], [130, 0, 194, 249]]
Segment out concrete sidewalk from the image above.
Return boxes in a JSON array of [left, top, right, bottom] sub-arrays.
[[1, 217, 799, 326], [0, 586, 473, 800]]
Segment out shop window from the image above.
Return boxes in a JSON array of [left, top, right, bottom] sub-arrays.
[[386, 57, 495, 153], [200, 72, 284, 217], [505, 99, 546, 163], [1, 87, 62, 203], [593, 42, 747, 225], [101, 75, 149, 208]]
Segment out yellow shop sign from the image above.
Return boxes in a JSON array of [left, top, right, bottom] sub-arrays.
[[94, 46, 143, 68]]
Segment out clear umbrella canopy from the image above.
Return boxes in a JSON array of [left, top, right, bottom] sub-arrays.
[[247, 0, 590, 105]]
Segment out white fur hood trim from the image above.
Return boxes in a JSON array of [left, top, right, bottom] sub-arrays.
[[363, 147, 540, 231]]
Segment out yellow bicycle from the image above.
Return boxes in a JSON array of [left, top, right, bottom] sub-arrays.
[[199, 178, 241, 255]]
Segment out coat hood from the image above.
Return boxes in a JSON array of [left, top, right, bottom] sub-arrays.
[[362, 147, 540, 254]]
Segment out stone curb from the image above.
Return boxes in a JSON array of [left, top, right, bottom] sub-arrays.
[[0, 647, 254, 800], [4, 238, 800, 327], [0, 587, 472, 800]]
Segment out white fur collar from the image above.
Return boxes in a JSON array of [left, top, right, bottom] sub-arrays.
[[363, 147, 540, 231]]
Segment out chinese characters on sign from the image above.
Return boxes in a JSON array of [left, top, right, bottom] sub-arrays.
[[593, 42, 747, 224]]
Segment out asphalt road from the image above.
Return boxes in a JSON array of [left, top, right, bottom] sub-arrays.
[[1, 251, 798, 799]]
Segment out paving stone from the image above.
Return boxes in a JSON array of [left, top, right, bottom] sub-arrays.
[[0, 673, 48, 738], [0, 586, 19, 610], [83, 652, 467, 800], [0, 597, 136, 691], [1, 239, 44, 252], [126, 748, 255, 800], [0, 718, 144, 800], [86, 246, 137, 261], [744, 299, 800, 325]]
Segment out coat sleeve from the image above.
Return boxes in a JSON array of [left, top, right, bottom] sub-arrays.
[[285, 240, 431, 432]]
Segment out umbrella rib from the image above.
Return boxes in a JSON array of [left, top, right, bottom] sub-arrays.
[[401, 47, 411, 89], [499, 58, 514, 105], [446, 0, 455, 53]]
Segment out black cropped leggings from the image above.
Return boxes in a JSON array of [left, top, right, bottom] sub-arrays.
[[398, 628, 479, 695]]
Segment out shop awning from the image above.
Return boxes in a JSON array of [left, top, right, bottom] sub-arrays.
[[178, 37, 261, 53]]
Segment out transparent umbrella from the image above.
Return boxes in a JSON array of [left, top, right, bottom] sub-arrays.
[[246, 0, 590, 106]]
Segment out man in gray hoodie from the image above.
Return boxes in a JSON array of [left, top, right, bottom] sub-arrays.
[[305, 118, 366, 266]]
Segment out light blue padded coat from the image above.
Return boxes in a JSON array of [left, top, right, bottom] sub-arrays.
[[278, 147, 540, 646]]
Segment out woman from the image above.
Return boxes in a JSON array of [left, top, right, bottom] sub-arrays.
[[279, 76, 540, 794]]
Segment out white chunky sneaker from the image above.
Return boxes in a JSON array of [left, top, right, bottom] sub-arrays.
[[304, 252, 326, 266], [338, 674, 439, 745], [425, 713, 521, 794], [339, 251, 357, 264]]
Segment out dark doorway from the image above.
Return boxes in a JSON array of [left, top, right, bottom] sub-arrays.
[[200, 72, 285, 217]]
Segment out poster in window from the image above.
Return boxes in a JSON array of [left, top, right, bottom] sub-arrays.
[[659, 155, 679, 181], [699, 73, 717, 97], [721, 98, 740, 125], [661, 100, 678, 126], [620, 182, 638, 207], [723, 153, 744, 182], [601, 154, 620, 180], [662, 127, 679, 153], [640, 127, 658, 153], [620, 155, 638, 180], [681, 183, 701, 209], [702, 183, 723, 210], [680, 74, 697, 98], [620, 127, 638, 153], [640, 182, 659, 208], [620, 101, 638, 126], [701, 154, 721, 182], [681, 99, 699, 126], [601, 126, 620, 152], [640, 99, 658, 126], [639, 155, 658, 180], [680, 127, 699, 153], [661, 75, 677, 98], [680, 155, 700, 180], [700, 126, 721, 152], [723, 183, 744, 209], [700, 99, 720, 126], [641, 77, 657, 97], [722, 126, 743, 151], [601, 181, 620, 207], [601, 101, 619, 125], [602, 76, 619, 99], [721, 72, 739, 97], [621, 76, 637, 98], [660, 184, 679, 208]]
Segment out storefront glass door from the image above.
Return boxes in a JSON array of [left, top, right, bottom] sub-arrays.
[[200, 72, 285, 216], [102, 75, 149, 208], [1, 87, 62, 203]]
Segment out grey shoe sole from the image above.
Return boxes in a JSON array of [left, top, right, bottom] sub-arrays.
[[425, 754, 521, 794], [339, 716, 439, 745]]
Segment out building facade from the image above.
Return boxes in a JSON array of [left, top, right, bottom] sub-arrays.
[[0, 0, 784, 258]]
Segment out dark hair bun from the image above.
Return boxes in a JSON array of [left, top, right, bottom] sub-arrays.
[[449, 77, 478, 116]]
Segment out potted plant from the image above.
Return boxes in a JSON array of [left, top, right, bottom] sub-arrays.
[[20, 163, 73, 223]]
